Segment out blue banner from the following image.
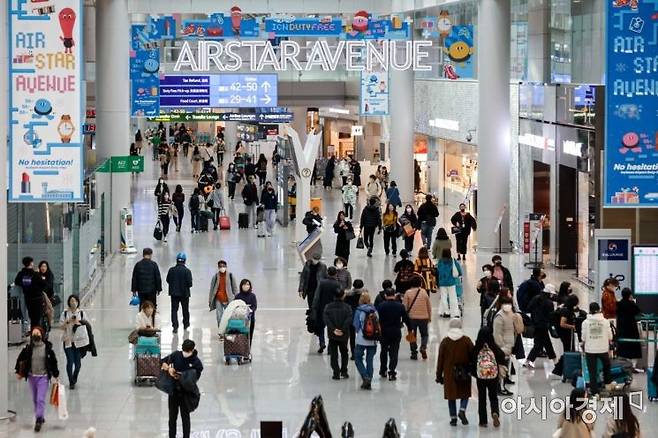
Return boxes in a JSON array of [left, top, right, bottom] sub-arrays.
[[265, 16, 343, 36], [360, 71, 389, 116], [344, 14, 410, 40], [131, 16, 176, 50], [442, 25, 475, 79], [181, 12, 259, 39], [130, 49, 160, 80], [605, 0, 658, 207], [132, 77, 160, 117]]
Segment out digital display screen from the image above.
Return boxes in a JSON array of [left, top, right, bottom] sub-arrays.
[[633, 246, 658, 295]]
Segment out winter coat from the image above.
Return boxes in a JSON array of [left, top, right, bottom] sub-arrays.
[[360, 205, 382, 229], [431, 238, 453, 260], [528, 293, 555, 329], [376, 299, 407, 340], [131, 258, 162, 295], [172, 192, 185, 210], [242, 183, 259, 205], [417, 201, 439, 226], [226, 167, 240, 184], [393, 259, 415, 293], [601, 289, 618, 319], [323, 300, 353, 342], [162, 350, 203, 380], [450, 212, 477, 236], [493, 310, 517, 355], [303, 212, 323, 234], [414, 257, 437, 291], [312, 278, 342, 324], [436, 258, 462, 287], [335, 268, 352, 292], [582, 313, 613, 354], [351, 162, 362, 186], [341, 184, 358, 206], [179, 369, 201, 413], [208, 271, 237, 309], [14, 268, 46, 303], [556, 416, 595, 438], [436, 330, 474, 400], [333, 220, 353, 260], [353, 304, 378, 346], [402, 287, 432, 321], [399, 211, 418, 230], [344, 287, 364, 312], [210, 189, 224, 211], [15, 340, 60, 380], [298, 261, 328, 296], [385, 187, 402, 207], [260, 189, 277, 210], [166, 263, 193, 298], [365, 181, 382, 198], [616, 298, 642, 359]]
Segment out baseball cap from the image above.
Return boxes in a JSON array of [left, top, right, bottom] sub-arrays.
[[176, 252, 187, 262]]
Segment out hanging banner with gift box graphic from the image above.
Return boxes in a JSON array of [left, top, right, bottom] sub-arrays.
[[181, 9, 259, 40], [131, 16, 176, 50], [360, 71, 389, 115], [130, 48, 160, 116], [8, 0, 84, 202], [604, 0, 658, 207]]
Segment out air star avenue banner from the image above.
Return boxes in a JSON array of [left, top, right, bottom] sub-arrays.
[[8, 0, 84, 202]]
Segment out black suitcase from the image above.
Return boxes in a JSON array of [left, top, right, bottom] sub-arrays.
[[238, 213, 249, 229], [199, 215, 209, 232], [8, 295, 22, 321]]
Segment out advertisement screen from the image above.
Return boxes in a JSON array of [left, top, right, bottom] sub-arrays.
[[633, 246, 658, 295]]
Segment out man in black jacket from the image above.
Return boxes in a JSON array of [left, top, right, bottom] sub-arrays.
[[298, 253, 327, 309], [241, 176, 259, 229], [162, 339, 203, 438], [359, 197, 382, 257], [131, 248, 162, 307], [311, 267, 342, 354], [517, 268, 545, 312], [323, 290, 353, 380], [14, 256, 46, 329], [525, 284, 557, 368], [166, 253, 193, 333], [416, 194, 439, 248], [376, 288, 408, 380]]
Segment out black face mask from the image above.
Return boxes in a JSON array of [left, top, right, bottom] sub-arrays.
[[31, 335, 42, 343]]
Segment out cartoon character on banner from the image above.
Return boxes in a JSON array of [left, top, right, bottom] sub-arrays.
[[437, 10, 452, 37], [352, 10, 369, 33], [231, 6, 243, 35], [443, 26, 474, 80], [613, 0, 638, 11], [59, 8, 76, 54]]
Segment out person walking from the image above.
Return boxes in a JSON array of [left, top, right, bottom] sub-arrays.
[[551, 294, 580, 377], [191, 146, 203, 180], [341, 177, 358, 220], [491, 255, 514, 291], [414, 247, 437, 293], [365, 175, 382, 202], [208, 260, 237, 337], [350, 158, 361, 187], [323, 289, 353, 380], [188, 188, 201, 233], [376, 288, 407, 381], [436, 249, 463, 319], [260, 181, 277, 237], [161, 339, 203, 438], [135, 129, 143, 154], [403, 276, 432, 360], [382, 203, 399, 256], [399, 205, 418, 253], [581, 302, 614, 395], [159, 143, 172, 178], [344, 280, 366, 360], [210, 182, 225, 231], [616, 288, 642, 368], [235, 279, 258, 347], [131, 248, 162, 307], [323, 156, 335, 189], [393, 249, 415, 295], [333, 211, 354, 263], [436, 318, 474, 427], [14, 256, 46, 329], [158, 192, 174, 243], [298, 254, 327, 310], [303, 206, 323, 234], [216, 139, 225, 166], [417, 194, 439, 248], [492, 296, 520, 395], [477, 265, 498, 327], [256, 154, 268, 186], [166, 253, 193, 334], [14, 326, 60, 432], [38, 261, 56, 305], [241, 176, 259, 229], [471, 327, 504, 428], [359, 197, 382, 257], [60, 295, 86, 389], [385, 181, 402, 208], [172, 185, 185, 232], [312, 267, 342, 354], [450, 203, 477, 260], [226, 163, 240, 200], [353, 292, 378, 390], [525, 285, 558, 369], [155, 178, 170, 200], [431, 228, 453, 260], [337, 158, 350, 186]]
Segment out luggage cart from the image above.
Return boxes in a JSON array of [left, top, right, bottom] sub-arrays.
[[133, 334, 161, 386]]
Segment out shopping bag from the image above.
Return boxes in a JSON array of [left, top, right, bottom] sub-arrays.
[[356, 236, 365, 249], [344, 228, 356, 241], [57, 383, 68, 420], [129, 295, 141, 306], [403, 223, 415, 237], [49, 382, 59, 407]]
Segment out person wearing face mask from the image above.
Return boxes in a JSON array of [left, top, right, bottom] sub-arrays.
[[155, 178, 170, 199], [210, 182, 225, 231], [450, 203, 477, 261], [208, 260, 238, 337], [161, 339, 203, 438], [436, 248, 463, 319], [490, 255, 514, 291], [341, 177, 358, 220], [359, 197, 383, 258], [477, 265, 498, 327], [365, 175, 383, 204], [382, 203, 400, 257], [226, 162, 240, 200], [60, 295, 85, 389], [172, 185, 186, 232], [15, 326, 60, 432], [260, 181, 278, 237], [516, 268, 545, 313], [333, 257, 352, 292], [492, 296, 522, 395], [333, 211, 354, 263], [158, 191, 174, 243], [15, 256, 47, 330], [399, 205, 418, 253], [601, 277, 620, 321], [235, 279, 258, 347], [524, 284, 558, 369]]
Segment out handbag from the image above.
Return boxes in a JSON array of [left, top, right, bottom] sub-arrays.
[[405, 330, 417, 344], [344, 228, 356, 241], [451, 225, 463, 234], [128, 329, 139, 344], [57, 383, 69, 420], [129, 295, 141, 306], [50, 295, 62, 307], [452, 364, 471, 383], [155, 369, 177, 395], [403, 223, 415, 237], [153, 220, 163, 241], [356, 236, 365, 249], [72, 324, 90, 348]]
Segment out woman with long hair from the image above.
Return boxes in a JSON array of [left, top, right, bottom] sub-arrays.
[[333, 211, 354, 263], [603, 391, 640, 437], [432, 227, 453, 260], [556, 388, 595, 436]]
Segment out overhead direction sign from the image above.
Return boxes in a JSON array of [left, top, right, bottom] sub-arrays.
[[147, 112, 293, 123]]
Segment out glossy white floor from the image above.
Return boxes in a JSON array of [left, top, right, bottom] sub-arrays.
[[3, 152, 657, 438]]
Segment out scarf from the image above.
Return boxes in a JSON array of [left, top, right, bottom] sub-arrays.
[[446, 327, 464, 341]]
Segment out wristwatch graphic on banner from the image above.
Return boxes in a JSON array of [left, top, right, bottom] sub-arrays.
[[58, 115, 75, 143]]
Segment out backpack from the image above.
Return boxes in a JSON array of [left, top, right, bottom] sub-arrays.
[[362, 310, 381, 341], [476, 343, 499, 379], [516, 279, 533, 313]]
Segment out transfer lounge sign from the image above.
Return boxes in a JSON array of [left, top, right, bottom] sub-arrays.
[[8, 0, 84, 202]]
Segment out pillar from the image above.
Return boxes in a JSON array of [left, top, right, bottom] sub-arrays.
[[0, 0, 9, 419], [526, 0, 551, 83], [96, 0, 131, 252], [389, 68, 415, 205], [477, 0, 511, 252]]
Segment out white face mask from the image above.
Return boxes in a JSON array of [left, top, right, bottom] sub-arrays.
[[218, 267, 227, 273], [484, 270, 492, 278], [335, 263, 344, 269], [406, 208, 412, 213], [182, 351, 193, 358], [502, 304, 513, 312]]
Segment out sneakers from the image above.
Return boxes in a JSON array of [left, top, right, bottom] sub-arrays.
[[524, 361, 535, 369], [317, 346, 325, 354], [69, 383, 75, 390], [34, 417, 44, 432], [498, 388, 513, 396], [332, 373, 340, 380], [360, 379, 372, 390], [410, 352, 418, 361], [458, 410, 469, 425], [492, 413, 500, 428], [379, 370, 387, 378], [340, 371, 349, 379], [449, 419, 457, 427], [388, 372, 397, 381]]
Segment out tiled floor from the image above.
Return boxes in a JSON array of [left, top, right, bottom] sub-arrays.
[[3, 151, 657, 437]]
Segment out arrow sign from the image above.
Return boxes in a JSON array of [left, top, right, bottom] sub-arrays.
[[260, 95, 272, 105], [261, 81, 271, 92]]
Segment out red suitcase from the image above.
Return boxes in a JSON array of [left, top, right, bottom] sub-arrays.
[[219, 215, 231, 230]]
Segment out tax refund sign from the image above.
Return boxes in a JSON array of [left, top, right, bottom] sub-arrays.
[[605, 1, 658, 207], [8, 0, 84, 202]]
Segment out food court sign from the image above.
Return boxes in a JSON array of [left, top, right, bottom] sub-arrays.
[[8, 0, 84, 202]]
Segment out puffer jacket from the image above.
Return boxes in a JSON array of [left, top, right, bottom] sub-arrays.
[[341, 184, 358, 205], [493, 309, 516, 355], [360, 205, 382, 229]]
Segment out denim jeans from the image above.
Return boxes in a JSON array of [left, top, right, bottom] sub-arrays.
[[265, 209, 276, 234], [215, 299, 228, 328], [420, 223, 434, 248], [64, 346, 82, 385], [448, 398, 469, 418], [354, 344, 377, 380]]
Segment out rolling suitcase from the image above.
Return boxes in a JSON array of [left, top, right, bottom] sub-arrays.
[[238, 213, 249, 229], [219, 213, 231, 230], [134, 354, 160, 385], [562, 352, 582, 383], [648, 367, 658, 402], [199, 214, 209, 232], [8, 296, 24, 345], [224, 333, 251, 365]]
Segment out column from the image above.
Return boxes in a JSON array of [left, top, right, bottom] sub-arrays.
[[96, 0, 131, 253], [0, 0, 9, 419], [526, 0, 551, 83], [389, 68, 415, 205], [477, 0, 511, 251], [224, 121, 238, 163]]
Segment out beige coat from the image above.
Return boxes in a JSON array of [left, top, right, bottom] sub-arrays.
[[403, 287, 432, 321], [432, 238, 453, 260], [493, 309, 523, 355], [556, 416, 594, 438]]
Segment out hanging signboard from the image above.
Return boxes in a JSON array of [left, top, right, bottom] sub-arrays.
[[604, 1, 658, 207], [360, 71, 389, 116], [595, 229, 631, 302], [130, 16, 176, 50], [8, 0, 84, 202], [181, 10, 259, 39], [146, 112, 293, 123], [265, 16, 343, 36], [442, 25, 475, 79], [344, 11, 410, 40]]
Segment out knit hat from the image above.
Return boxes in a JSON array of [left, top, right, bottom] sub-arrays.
[[448, 318, 462, 329]]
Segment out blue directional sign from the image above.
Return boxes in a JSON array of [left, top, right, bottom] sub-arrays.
[[159, 74, 278, 108]]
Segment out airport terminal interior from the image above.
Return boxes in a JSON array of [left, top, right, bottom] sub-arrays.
[[1, 0, 658, 437]]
